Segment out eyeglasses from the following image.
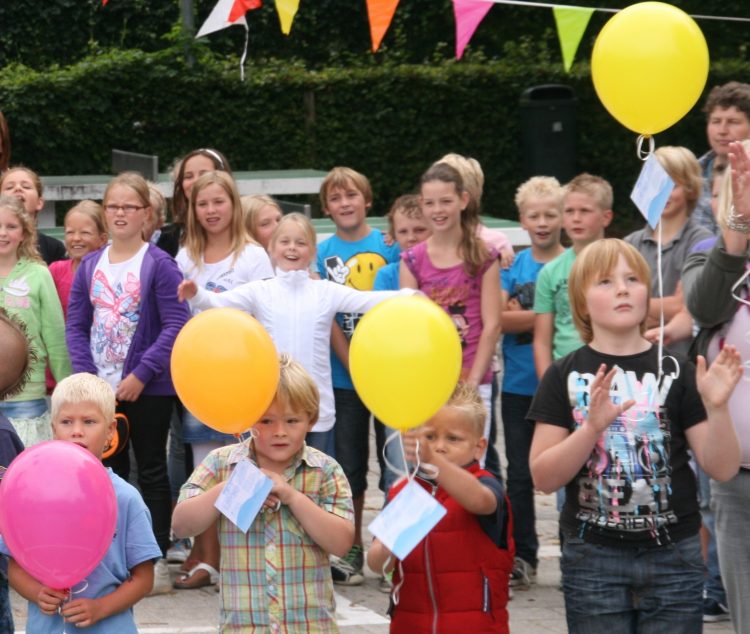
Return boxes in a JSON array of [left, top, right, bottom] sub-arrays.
[[104, 204, 145, 215]]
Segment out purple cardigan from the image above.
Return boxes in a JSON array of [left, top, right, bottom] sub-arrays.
[[66, 244, 191, 396]]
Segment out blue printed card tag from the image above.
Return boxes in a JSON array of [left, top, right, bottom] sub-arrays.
[[368, 480, 446, 560], [630, 154, 675, 230], [215, 458, 273, 533]]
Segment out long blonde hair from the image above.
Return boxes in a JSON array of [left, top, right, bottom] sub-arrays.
[[183, 171, 251, 270], [0, 195, 42, 263], [421, 162, 488, 276]]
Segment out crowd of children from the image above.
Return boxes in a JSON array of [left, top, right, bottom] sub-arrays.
[[1, 84, 750, 631]]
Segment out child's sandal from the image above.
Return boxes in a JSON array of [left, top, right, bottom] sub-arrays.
[[173, 562, 219, 590]]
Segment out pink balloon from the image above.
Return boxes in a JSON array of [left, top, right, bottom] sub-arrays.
[[0, 441, 117, 589]]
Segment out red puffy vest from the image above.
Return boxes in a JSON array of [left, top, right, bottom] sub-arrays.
[[389, 464, 515, 634]]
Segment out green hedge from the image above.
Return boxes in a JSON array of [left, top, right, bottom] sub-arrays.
[[2, 48, 748, 233]]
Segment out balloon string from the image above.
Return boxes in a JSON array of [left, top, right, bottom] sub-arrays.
[[382, 431, 410, 482], [657, 220, 664, 379]]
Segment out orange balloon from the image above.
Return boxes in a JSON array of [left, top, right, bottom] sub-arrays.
[[171, 308, 279, 435]]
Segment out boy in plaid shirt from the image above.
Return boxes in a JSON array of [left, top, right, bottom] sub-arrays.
[[172, 355, 354, 633]]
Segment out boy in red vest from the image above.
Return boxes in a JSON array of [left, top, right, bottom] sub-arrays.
[[368, 383, 514, 633]]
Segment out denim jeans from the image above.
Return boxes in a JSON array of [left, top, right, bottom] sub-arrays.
[[0, 398, 47, 419], [695, 464, 726, 604], [0, 574, 12, 634], [501, 392, 538, 567], [561, 534, 704, 633], [306, 428, 336, 458], [382, 425, 406, 496], [105, 395, 174, 556]]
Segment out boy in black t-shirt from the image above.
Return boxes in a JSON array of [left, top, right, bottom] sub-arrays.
[[527, 239, 741, 632]]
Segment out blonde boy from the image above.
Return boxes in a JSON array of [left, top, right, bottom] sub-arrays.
[[4, 373, 160, 633], [368, 384, 513, 632], [533, 173, 614, 378], [172, 355, 354, 632], [315, 167, 400, 584], [501, 176, 564, 587]]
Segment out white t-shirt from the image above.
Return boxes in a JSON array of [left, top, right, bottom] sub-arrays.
[[176, 243, 273, 314], [90, 244, 148, 389]]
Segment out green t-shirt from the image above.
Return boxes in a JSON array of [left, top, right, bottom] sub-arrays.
[[533, 248, 583, 360]]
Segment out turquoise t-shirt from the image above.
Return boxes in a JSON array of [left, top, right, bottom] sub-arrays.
[[532, 248, 583, 361], [316, 229, 400, 389]]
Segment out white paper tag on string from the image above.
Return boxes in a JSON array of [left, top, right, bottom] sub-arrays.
[[630, 154, 675, 230], [215, 458, 273, 532], [368, 480, 446, 560]]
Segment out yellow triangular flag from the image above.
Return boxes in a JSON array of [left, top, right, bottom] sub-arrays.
[[275, 0, 300, 35], [552, 6, 594, 72]]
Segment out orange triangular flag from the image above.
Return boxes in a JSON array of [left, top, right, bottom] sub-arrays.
[[366, 0, 400, 52]]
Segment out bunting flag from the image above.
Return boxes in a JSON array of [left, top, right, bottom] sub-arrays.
[[366, 0, 401, 52], [275, 0, 301, 35], [452, 0, 493, 59], [552, 5, 594, 72], [197, 0, 261, 37]]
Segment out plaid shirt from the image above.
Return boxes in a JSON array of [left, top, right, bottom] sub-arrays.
[[179, 441, 353, 633]]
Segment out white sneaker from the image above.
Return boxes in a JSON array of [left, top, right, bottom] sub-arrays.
[[149, 558, 172, 596], [509, 557, 537, 590], [167, 539, 191, 564]]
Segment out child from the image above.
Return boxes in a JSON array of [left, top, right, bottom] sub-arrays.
[[172, 355, 355, 633], [0, 166, 66, 265], [179, 212, 412, 458], [367, 383, 514, 633], [625, 147, 712, 351], [528, 238, 742, 631], [0, 309, 30, 634], [3, 373, 161, 632], [0, 195, 71, 445], [144, 182, 166, 244], [533, 173, 614, 379], [316, 167, 401, 584], [373, 195, 430, 499], [400, 162, 502, 446], [173, 170, 272, 590], [157, 148, 231, 257], [373, 194, 430, 293], [242, 194, 283, 251], [66, 172, 191, 590], [500, 176, 564, 589], [49, 200, 108, 317]]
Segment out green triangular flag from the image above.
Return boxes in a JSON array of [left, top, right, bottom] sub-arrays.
[[553, 6, 594, 72]]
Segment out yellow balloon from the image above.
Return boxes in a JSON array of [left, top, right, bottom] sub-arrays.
[[349, 296, 462, 431], [591, 2, 708, 135], [171, 308, 279, 435]]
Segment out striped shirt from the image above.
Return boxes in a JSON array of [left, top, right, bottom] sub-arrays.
[[179, 441, 354, 633]]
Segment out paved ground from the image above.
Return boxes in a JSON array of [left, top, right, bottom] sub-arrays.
[[10, 426, 735, 633]]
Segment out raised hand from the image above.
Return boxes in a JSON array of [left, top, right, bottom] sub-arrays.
[[728, 141, 750, 220], [177, 279, 198, 302], [696, 345, 743, 410], [585, 364, 635, 435]]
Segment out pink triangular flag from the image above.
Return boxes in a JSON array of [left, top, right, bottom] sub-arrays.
[[453, 0, 492, 59]]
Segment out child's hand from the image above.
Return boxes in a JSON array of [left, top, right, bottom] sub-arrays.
[[177, 279, 198, 302], [116, 373, 145, 402], [36, 586, 67, 615], [261, 469, 295, 506], [499, 247, 515, 269], [402, 427, 433, 464], [381, 230, 395, 247], [61, 598, 103, 628], [696, 345, 743, 410], [585, 364, 635, 434]]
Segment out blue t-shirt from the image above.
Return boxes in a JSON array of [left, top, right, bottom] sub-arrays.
[[316, 229, 400, 389], [0, 469, 161, 633], [373, 261, 400, 291], [501, 248, 545, 396]]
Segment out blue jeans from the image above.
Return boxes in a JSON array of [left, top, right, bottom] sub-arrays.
[[0, 398, 47, 419], [695, 464, 726, 604], [382, 425, 406, 496], [561, 534, 704, 633], [0, 574, 12, 634], [501, 392, 538, 567], [306, 429, 335, 458]]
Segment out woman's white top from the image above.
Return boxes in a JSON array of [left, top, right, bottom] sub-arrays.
[[189, 268, 413, 432]]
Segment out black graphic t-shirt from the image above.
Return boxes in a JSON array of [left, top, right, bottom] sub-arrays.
[[527, 345, 705, 548]]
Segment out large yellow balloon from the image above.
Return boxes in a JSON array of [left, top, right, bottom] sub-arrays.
[[349, 296, 462, 431], [171, 308, 279, 435], [591, 2, 708, 135]]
